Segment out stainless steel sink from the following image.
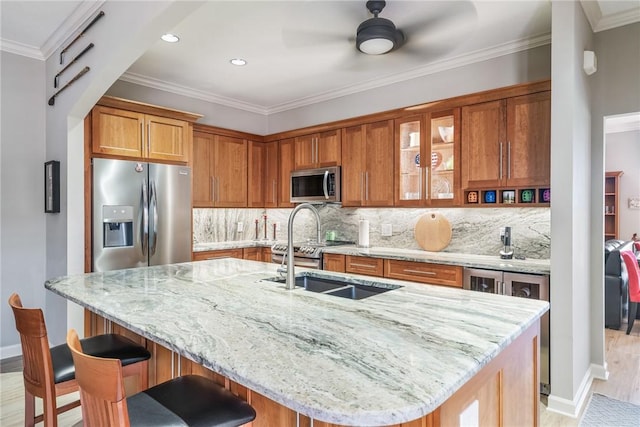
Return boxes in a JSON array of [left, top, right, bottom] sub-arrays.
[[262, 275, 400, 300]]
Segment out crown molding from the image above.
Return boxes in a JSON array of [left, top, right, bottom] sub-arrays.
[[581, 1, 640, 33], [0, 39, 45, 60], [606, 114, 640, 134], [118, 72, 270, 115], [121, 33, 551, 116], [0, 1, 104, 61]]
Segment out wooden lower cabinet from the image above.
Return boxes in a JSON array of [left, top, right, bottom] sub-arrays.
[[345, 255, 384, 277], [384, 260, 463, 288], [86, 311, 539, 427], [323, 253, 346, 272], [243, 247, 262, 261], [192, 248, 244, 261]]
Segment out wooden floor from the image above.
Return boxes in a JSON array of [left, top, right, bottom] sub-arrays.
[[1, 326, 639, 426], [540, 324, 640, 426]]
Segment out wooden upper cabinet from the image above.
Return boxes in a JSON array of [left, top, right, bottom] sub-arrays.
[[461, 100, 506, 189], [92, 106, 145, 158], [214, 135, 248, 207], [294, 129, 341, 169], [264, 141, 279, 208], [341, 125, 366, 207], [193, 132, 214, 207], [145, 115, 191, 163], [462, 90, 550, 190], [341, 120, 394, 207], [248, 141, 266, 207], [91, 98, 200, 164], [395, 109, 460, 207], [248, 141, 279, 208], [506, 91, 551, 187], [363, 120, 394, 206], [279, 138, 295, 207], [192, 131, 247, 208]]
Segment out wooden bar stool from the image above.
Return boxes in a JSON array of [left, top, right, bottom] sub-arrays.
[[8, 293, 151, 427], [67, 328, 256, 426]]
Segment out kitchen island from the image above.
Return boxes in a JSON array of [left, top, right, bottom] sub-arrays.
[[45, 258, 548, 426]]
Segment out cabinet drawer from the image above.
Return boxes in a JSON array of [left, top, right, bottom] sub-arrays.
[[192, 248, 244, 261], [323, 253, 346, 273], [345, 255, 384, 277], [384, 260, 462, 287]]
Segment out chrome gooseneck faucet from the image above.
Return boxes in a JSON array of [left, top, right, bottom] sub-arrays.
[[286, 203, 322, 290]]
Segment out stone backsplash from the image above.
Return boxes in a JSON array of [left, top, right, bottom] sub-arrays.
[[194, 205, 550, 260]]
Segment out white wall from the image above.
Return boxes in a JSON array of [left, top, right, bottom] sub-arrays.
[[547, 1, 595, 416], [605, 129, 640, 240], [589, 21, 640, 390], [0, 52, 46, 356], [268, 45, 551, 133]]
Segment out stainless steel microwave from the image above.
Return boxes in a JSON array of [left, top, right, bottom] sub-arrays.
[[290, 166, 341, 203]]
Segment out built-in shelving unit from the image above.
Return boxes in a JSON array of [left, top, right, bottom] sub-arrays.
[[604, 171, 623, 241]]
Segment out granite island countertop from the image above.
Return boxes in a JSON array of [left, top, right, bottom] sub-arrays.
[[46, 259, 548, 426]]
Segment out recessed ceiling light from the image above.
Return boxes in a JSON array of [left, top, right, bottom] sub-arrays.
[[230, 58, 247, 66], [161, 33, 179, 43]]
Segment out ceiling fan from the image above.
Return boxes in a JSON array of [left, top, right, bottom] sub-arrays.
[[281, 1, 478, 66], [356, 1, 404, 55]]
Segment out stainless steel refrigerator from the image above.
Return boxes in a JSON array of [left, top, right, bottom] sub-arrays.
[[92, 158, 192, 272]]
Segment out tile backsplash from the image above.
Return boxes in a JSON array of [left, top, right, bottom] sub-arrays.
[[193, 205, 550, 259]]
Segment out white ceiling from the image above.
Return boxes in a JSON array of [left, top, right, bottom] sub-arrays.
[[1, 0, 639, 116]]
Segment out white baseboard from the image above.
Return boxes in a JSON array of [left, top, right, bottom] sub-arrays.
[[0, 344, 22, 361], [546, 363, 607, 417]]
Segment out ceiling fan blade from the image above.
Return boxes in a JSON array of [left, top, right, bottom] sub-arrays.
[[281, 28, 348, 49], [398, 1, 478, 49]]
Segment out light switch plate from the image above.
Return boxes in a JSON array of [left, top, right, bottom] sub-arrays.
[[237, 222, 244, 233], [381, 223, 392, 237]]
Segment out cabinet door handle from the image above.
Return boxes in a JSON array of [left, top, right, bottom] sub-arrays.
[[140, 122, 144, 154], [350, 262, 377, 269], [402, 269, 436, 276], [507, 141, 511, 179], [361, 172, 365, 201], [315, 137, 319, 164], [211, 176, 215, 202], [499, 142, 503, 180], [418, 167, 422, 200], [147, 122, 151, 157], [365, 171, 369, 201], [272, 180, 276, 204]]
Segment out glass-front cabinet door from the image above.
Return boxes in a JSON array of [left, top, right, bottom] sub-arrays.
[[427, 108, 460, 205], [395, 116, 424, 206], [395, 109, 460, 206]]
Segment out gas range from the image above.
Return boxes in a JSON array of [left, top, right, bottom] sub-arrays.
[[271, 240, 354, 269]]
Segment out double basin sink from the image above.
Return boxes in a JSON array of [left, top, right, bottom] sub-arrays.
[[263, 275, 401, 300]]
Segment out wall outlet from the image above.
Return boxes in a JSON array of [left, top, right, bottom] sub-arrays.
[[500, 227, 505, 242], [237, 222, 244, 233], [381, 223, 392, 237], [275, 222, 281, 231]]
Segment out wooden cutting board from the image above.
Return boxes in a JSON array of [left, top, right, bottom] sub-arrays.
[[414, 212, 452, 252]]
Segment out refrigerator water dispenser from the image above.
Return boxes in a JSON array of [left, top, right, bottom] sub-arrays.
[[102, 205, 133, 248]]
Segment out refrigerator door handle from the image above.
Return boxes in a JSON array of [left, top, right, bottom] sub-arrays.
[[141, 180, 149, 257], [149, 180, 158, 256]]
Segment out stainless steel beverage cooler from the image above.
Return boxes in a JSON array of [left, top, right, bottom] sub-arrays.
[[464, 268, 551, 395]]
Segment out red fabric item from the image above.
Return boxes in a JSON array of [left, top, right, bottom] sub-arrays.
[[621, 250, 640, 303]]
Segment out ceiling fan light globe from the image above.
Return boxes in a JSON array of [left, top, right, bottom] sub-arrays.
[[356, 17, 399, 55], [359, 38, 394, 55]]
